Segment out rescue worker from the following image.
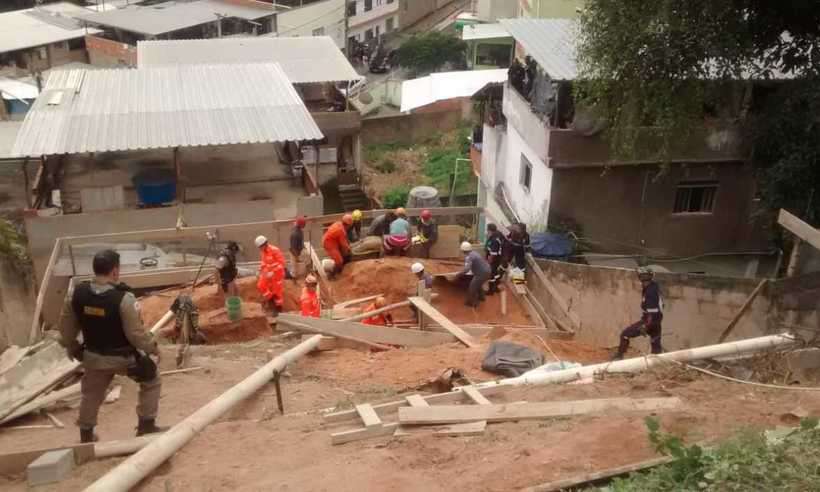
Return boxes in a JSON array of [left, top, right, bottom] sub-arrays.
[[485, 224, 508, 295], [215, 241, 240, 297], [59, 249, 164, 443], [367, 211, 396, 237], [255, 235, 286, 314], [323, 214, 353, 276], [289, 216, 307, 278], [409, 262, 433, 321], [508, 222, 531, 270], [613, 268, 664, 360], [455, 241, 491, 307], [348, 209, 363, 243], [300, 274, 321, 318], [416, 209, 438, 259], [361, 296, 394, 326], [384, 207, 411, 256]]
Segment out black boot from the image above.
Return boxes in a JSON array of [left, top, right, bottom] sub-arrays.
[[80, 427, 98, 443], [136, 418, 168, 437]]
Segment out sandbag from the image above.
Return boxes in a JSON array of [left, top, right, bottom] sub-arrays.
[[481, 341, 545, 377]]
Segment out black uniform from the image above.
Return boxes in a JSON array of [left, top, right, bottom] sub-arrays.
[[71, 282, 132, 355], [616, 280, 664, 357], [485, 231, 507, 294], [417, 220, 438, 259], [216, 248, 238, 293], [508, 224, 530, 270]]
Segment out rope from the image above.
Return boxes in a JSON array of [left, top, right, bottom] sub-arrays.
[[659, 357, 820, 392]]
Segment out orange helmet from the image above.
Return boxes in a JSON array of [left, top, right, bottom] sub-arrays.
[[342, 214, 353, 226]]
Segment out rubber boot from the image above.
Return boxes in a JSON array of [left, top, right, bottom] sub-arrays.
[[80, 427, 98, 443], [136, 418, 168, 437]]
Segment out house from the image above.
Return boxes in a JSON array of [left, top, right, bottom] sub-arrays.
[[475, 18, 768, 258], [346, 0, 400, 44], [75, 0, 278, 66], [275, 0, 347, 48], [518, 0, 585, 18], [11, 62, 324, 282], [0, 2, 101, 75], [461, 23, 514, 70]]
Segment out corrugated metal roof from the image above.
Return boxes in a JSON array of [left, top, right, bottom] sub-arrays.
[[401, 69, 508, 113], [461, 23, 510, 41], [499, 18, 578, 81], [11, 63, 323, 157], [75, 0, 276, 37], [138, 37, 362, 84], [0, 3, 101, 54], [0, 121, 23, 161]]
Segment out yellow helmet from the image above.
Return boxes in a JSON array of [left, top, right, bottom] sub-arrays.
[[352, 209, 363, 221]]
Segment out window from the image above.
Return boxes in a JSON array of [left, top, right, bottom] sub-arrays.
[[375, 25, 380, 37], [476, 43, 513, 68], [519, 154, 532, 192], [386, 17, 395, 32], [347, 1, 357, 16], [312, 27, 325, 36], [364, 0, 372, 12], [673, 181, 718, 214], [365, 28, 374, 40]]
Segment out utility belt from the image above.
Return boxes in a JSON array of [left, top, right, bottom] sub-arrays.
[[84, 345, 157, 382], [85, 345, 135, 357]]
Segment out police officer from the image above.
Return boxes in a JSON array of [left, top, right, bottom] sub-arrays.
[[215, 241, 240, 297], [484, 223, 507, 295], [612, 268, 664, 360], [60, 250, 165, 443]]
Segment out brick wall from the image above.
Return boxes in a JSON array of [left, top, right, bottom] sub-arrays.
[[86, 35, 136, 67]]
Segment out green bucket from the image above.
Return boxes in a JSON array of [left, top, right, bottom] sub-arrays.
[[226, 296, 242, 322]]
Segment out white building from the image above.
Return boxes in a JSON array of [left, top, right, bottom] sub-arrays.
[[276, 0, 346, 49], [347, 0, 400, 43]]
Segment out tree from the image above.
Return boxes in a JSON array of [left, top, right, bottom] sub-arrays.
[[396, 32, 467, 76], [577, 1, 820, 224]]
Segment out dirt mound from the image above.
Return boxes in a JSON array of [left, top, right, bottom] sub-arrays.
[[198, 302, 272, 344]]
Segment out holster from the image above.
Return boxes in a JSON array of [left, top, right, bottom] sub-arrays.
[[127, 351, 158, 383]]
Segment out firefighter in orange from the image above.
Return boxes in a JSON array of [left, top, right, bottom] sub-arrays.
[[300, 274, 321, 318], [255, 235, 286, 314], [322, 214, 353, 277], [361, 296, 394, 326]]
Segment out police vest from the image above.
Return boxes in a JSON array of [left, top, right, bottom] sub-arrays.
[[218, 249, 238, 284], [71, 282, 131, 353]]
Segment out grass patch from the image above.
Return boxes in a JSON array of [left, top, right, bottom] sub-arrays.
[[382, 185, 411, 209]]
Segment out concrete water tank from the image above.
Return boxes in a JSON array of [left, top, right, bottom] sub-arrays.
[[406, 186, 441, 209]]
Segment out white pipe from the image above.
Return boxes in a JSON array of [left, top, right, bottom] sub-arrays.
[[149, 310, 175, 335], [474, 333, 799, 389], [84, 335, 322, 492]]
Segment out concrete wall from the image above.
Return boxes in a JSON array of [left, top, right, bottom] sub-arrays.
[[398, 0, 454, 29], [477, 0, 518, 22], [501, 123, 552, 226], [503, 82, 549, 162], [0, 260, 35, 350], [533, 259, 776, 351], [520, 0, 584, 18], [361, 109, 464, 145], [86, 35, 137, 67], [548, 161, 764, 256], [349, 0, 400, 40], [276, 0, 345, 47]]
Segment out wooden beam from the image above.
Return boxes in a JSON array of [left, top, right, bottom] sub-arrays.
[[521, 456, 674, 492], [462, 386, 492, 405], [338, 297, 431, 323], [29, 238, 63, 344], [394, 391, 489, 438], [355, 404, 382, 428], [525, 254, 581, 330], [717, 279, 768, 343], [408, 297, 477, 348], [331, 422, 399, 445], [398, 397, 682, 425], [277, 317, 391, 351], [278, 313, 455, 347], [334, 294, 383, 310], [779, 209, 820, 251]]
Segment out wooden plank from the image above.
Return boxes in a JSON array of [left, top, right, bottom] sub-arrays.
[[331, 422, 399, 445], [526, 254, 581, 330], [29, 238, 63, 344], [278, 313, 456, 347], [779, 209, 820, 251], [394, 420, 487, 437], [398, 397, 682, 425], [405, 394, 429, 407], [334, 294, 383, 310], [338, 296, 440, 324], [408, 297, 477, 348], [355, 404, 382, 428], [522, 456, 674, 492], [717, 279, 768, 343], [1, 383, 81, 424], [462, 386, 492, 406], [324, 384, 511, 423], [279, 317, 392, 351]]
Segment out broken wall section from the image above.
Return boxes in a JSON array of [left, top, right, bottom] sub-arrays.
[[0, 259, 35, 350]]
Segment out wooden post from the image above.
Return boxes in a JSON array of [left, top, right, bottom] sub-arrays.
[[22, 159, 31, 208], [173, 147, 184, 203], [717, 279, 768, 343], [786, 239, 802, 277], [500, 289, 507, 316]]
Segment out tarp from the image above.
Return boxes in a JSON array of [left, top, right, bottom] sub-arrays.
[[481, 341, 545, 377], [531, 232, 574, 259]]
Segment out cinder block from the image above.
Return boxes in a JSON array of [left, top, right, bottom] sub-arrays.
[[27, 449, 75, 487]]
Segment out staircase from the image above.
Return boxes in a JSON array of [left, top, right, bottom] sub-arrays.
[[338, 183, 369, 211]]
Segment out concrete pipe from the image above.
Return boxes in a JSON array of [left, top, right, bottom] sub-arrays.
[[474, 332, 800, 389], [84, 335, 322, 492]]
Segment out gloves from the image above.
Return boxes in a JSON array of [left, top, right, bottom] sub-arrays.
[[66, 343, 84, 362]]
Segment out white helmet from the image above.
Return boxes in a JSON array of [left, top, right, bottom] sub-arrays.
[[460, 241, 472, 253], [254, 235, 268, 248], [410, 262, 424, 274]]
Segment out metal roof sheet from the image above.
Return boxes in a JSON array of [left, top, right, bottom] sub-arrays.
[[461, 23, 510, 41], [11, 63, 323, 157], [401, 69, 508, 113], [0, 3, 101, 54], [499, 18, 579, 81], [138, 36, 362, 84], [75, 0, 276, 37]]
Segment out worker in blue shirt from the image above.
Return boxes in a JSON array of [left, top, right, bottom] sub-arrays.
[[455, 241, 491, 307], [613, 268, 664, 360]]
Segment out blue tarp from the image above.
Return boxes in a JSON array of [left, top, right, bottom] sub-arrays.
[[531, 232, 574, 259]]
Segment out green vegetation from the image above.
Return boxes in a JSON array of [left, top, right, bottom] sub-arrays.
[[0, 218, 28, 267], [612, 417, 820, 491], [397, 32, 467, 76], [382, 186, 411, 209], [578, 1, 820, 223]]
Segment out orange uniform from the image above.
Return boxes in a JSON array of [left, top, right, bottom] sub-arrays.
[[257, 243, 286, 307], [300, 287, 321, 318], [361, 302, 392, 326], [322, 221, 351, 270]]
